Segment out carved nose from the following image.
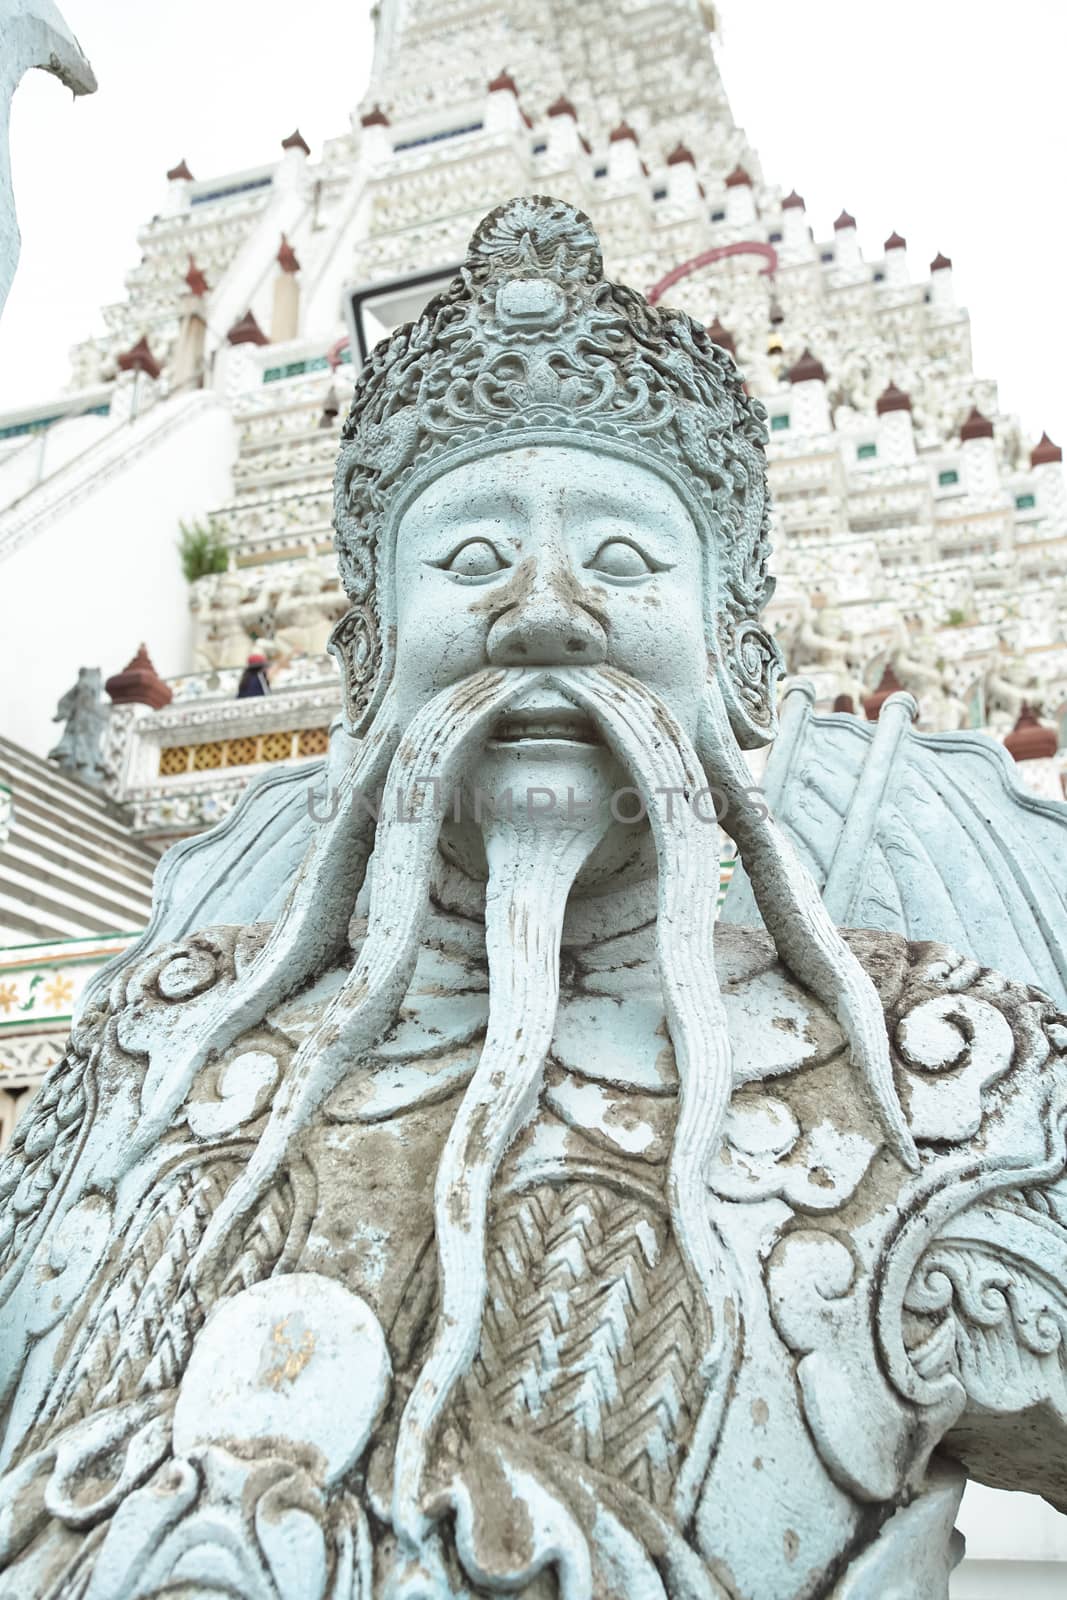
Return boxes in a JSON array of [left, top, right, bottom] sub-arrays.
[[487, 585, 606, 666]]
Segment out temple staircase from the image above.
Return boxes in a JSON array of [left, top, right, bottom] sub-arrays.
[[0, 737, 156, 946]]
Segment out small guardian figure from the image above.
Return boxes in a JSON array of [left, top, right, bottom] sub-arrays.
[[47, 665, 109, 786], [274, 562, 334, 658]]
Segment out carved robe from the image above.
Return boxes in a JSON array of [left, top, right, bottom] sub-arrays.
[[0, 889, 1065, 1599]]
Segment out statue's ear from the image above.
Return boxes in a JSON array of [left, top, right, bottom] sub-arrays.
[[712, 614, 784, 749], [328, 603, 386, 736]]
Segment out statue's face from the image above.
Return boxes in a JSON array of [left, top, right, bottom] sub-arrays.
[[393, 446, 709, 736]]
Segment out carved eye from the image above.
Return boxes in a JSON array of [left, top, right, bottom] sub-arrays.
[[438, 538, 508, 581], [586, 538, 658, 580]]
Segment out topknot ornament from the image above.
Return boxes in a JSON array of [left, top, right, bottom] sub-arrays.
[[332, 195, 781, 745]]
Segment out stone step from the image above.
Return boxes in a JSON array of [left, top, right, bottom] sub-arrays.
[[4, 772, 158, 866], [1, 843, 150, 930], [0, 737, 151, 841], [0, 737, 157, 947], [4, 788, 157, 886], [2, 825, 154, 906], [0, 882, 118, 943], [0, 751, 160, 879]]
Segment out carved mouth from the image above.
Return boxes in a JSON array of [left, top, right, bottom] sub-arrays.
[[493, 709, 600, 745]]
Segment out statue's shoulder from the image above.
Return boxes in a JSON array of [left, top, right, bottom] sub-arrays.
[[80, 921, 274, 1057], [718, 927, 1067, 1518], [714, 924, 1066, 1203]]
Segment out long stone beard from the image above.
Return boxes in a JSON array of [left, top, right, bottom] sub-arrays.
[[166, 661, 909, 1562], [390, 666, 739, 1556], [158, 664, 736, 1532]]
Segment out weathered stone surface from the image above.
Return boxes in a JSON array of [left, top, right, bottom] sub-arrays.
[[0, 0, 95, 318], [2, 197, 1065, 1597]]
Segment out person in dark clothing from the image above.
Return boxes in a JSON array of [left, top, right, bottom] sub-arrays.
[[236, 652, 271, 698]]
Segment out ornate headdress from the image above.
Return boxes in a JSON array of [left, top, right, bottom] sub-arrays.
[[332, 195, 782, 745]]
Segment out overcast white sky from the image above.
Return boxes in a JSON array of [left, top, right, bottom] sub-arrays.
[[0, 0, 1064, 449]]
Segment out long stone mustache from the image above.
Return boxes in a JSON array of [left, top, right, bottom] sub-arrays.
[[393, 663, 740, 1557], [145, 658, 737, 1563], [167, 666, 544, 1307], [697, 678, 919, 1172]]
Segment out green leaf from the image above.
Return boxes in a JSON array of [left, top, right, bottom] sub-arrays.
[[177, 520, 230, 583]]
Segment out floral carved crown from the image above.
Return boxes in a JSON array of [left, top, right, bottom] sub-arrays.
[[331, 195, 782, 745]]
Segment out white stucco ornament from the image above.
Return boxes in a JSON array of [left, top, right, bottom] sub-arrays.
[[1, 197, 1066, 1598]]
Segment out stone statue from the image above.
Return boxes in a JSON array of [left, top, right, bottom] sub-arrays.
[[47, 665, 108, 786], [790, 599, 854, 669], [238, 570, 282, 662], [2, 198, 1066, 1599], [275, 562, 334, 658], [889, 621, 967, 732], [192, 571, 256, 672], [187, 572, 215, 671], [787, 597, 865, 708], [984, 638, 1045, 731], [0, 0, 95, 317]]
